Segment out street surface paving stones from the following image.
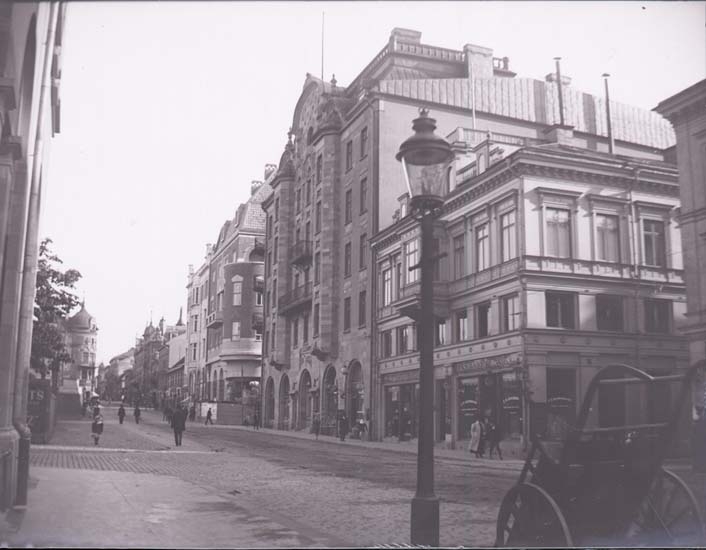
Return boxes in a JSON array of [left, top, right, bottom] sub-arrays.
[[3, 407, 705, 548]]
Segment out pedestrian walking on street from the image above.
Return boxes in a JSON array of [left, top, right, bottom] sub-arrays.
[[172, 404, 186, 447], [486, 420, 503, 460], [134, 405, 141, 424], [253, 410, 260, 430], [117, 404, 126, 425], [91, 412, 104, 446], [205, 408, 213, 425], [312, 414, 321, 440], [468, 417, 484, 458], [338, 413, 349, 442]]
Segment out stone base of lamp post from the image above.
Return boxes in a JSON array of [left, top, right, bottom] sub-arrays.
[[411, 495, 440, 546]]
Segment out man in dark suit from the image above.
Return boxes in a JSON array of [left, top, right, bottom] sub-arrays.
[[172, 404, 187, 447]]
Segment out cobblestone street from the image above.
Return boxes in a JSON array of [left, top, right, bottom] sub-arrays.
[[20, 408, 519, 547]]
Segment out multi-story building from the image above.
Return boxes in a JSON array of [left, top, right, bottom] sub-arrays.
[[108, 348, 134, 380], [0, 1, 67, 508], [656, 79, 706, 410], [185, 167, 273, 419], [372, 128, 687, 455], [58, 302, 99, 409], [186, 255, 211, 403], [261, 27, 684, 445]]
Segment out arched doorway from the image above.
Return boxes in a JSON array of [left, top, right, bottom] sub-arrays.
[[322, 366, 337, 435], [298, 370, 312, 430], [347, 361, 364, 423], [278, 375, 290, 430], [264, 377, 275, 428]]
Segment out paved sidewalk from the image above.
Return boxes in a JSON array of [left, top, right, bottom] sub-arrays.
[[0, 467, 338, 548]]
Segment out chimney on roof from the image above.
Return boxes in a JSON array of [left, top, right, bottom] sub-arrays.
[[205, 243, 213, 257], [264, 164, 277, 180], [464, 44, 494, 81], [251, 180, 263, 195], [390, 28, 422, 47], [188, 264, 194, 275]]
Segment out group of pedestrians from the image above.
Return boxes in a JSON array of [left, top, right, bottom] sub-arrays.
[[468, 415, 503, 459]]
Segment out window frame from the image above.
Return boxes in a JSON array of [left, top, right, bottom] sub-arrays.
[[545, 291, 576, 329]]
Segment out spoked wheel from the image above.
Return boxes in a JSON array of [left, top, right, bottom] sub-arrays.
[[495, 482, 573, 547], [628, 467, 706, 545]]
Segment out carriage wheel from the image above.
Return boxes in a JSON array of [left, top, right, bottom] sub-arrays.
[[495, 482, 573, 547], [628, 468, 705, 545]]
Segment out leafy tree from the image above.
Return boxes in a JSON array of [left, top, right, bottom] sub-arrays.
[[30, 238, 82, 382]]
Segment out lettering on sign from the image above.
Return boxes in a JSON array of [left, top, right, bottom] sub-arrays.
[[382, 370, 419, 385], [454, 353, 520, 374]]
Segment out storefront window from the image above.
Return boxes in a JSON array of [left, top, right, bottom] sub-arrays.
[[501, 373, 522, 438], [457, 378, 479, 440], [546, 368, 576, 440], [384, 383, 419, 440]]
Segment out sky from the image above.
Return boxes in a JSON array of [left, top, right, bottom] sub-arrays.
[[40, 1, 706, 364]]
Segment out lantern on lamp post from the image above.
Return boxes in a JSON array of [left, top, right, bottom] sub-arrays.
[[396, 108, 454, 547]]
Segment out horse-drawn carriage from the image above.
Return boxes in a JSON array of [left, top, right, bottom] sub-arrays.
[[496, 363, 705, 547]]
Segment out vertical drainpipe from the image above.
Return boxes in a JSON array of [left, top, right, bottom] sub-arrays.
[[370, 95, 380, 440], [14, 0, 59, 507]]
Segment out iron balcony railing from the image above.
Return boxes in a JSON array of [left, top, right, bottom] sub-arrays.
[[278, 282, 313, 314], [291, 240, 313, 267]]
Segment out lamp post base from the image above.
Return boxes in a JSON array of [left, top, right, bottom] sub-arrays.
[[411, 495, 440, 547]]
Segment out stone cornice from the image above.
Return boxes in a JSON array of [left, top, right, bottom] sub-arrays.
[[655, 79, 706, 123]]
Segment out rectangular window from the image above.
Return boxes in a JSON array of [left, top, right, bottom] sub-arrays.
[[643, 219, 666, 267], [343, 297, 351, 331], [346, 140, 353, 171], [316, 154, 322, 186], [345, 189, 352, 224], [275, 197, 280, 221], [292, 318, 298, 347], [314, 252, 321, 284], [546, 208, 571, 258], [360, 127, 368, 158], [596, 214, 620, 262], [475, 223, 490, 271], [296, 189, 302, 214], [394, 256, 402, 299], [381, 330, 392, 358], [273, 237, 278, 263], [382, 268, 392, 306], [271, 322, 276, 349], [231, 321, 241, 341], [546, 291, 575, 329], [303, 312, 309, 343], [266, 251, 271, 278], [360, 178, 367, 214], [408, 324, 417, 352], [476, 302, 491, 338], [306, 179, 312, 205], [645, 298, 671, 333], [192, 315, 198, 332], [358, 290, 366, 327], [359, 233, 367, 270], [313, 304, 320, 337], [255, 291, 263, 306], [501, 210, 517, 262], [272, 278, 277, 308], [502, 293, 520, 332], [436, 319, 447, 346], [344, 242, 352, 277], [455, 309, 468, 342], [596, 294, 623, 331], [546, 368, 576, 440], [406, 240, 419, 284], [397, 326, 408, 355], [232, 281, 242, 306], [266, 290, 270, 312], [453, 235, 465, 279], [315, 201, 322, 233]]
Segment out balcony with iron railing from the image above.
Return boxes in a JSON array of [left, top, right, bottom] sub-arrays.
[[278, 283, 313, 315], [391, 279, 450, 320], [291, 240, 313, 267]]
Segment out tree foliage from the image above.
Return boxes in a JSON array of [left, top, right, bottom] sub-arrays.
[[30, 238, 82, 379]]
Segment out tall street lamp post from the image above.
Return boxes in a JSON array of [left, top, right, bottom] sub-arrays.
[[396, 108, 454, 547]]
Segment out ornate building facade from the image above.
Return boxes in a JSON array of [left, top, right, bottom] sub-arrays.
[[261, 27, 684, 447], [58, 302, 99, 409]]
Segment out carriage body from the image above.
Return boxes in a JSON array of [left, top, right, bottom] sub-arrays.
[[496, 363, 705, 547]]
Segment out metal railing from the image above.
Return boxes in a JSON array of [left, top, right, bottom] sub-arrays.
[[291, 240, 313, 266], [278, 282, 313, 311]]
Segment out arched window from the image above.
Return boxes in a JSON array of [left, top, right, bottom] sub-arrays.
[[307, 126, 314, 145]]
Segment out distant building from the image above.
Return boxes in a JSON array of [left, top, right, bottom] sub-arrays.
[[656, 79, 706, 410], [58, 302, 99, 408], [108, 347, 135, 379]]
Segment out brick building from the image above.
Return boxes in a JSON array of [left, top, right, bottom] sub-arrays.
[[261, 27, 684, 446]]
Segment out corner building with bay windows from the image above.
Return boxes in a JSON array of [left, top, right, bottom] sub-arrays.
[[262, 27, 688, 450]]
